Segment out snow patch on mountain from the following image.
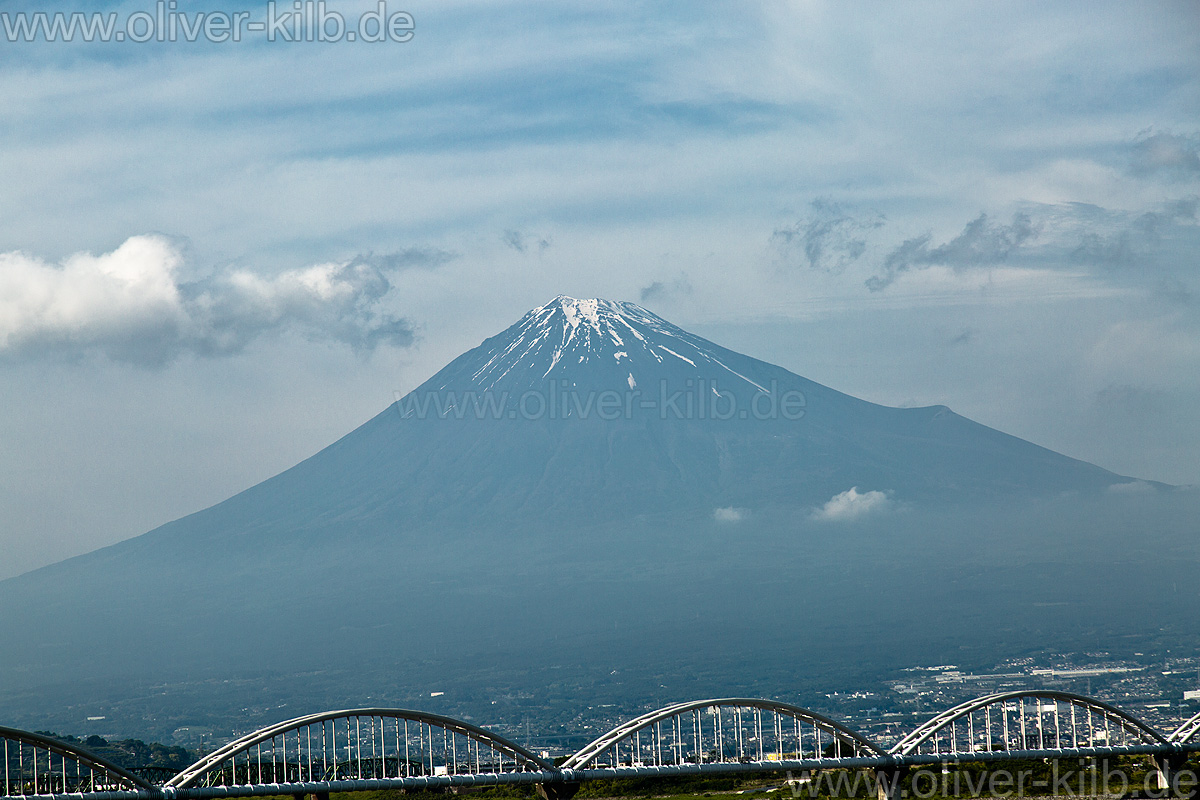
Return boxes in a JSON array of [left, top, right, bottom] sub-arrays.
[[457, 295, 777, 395]]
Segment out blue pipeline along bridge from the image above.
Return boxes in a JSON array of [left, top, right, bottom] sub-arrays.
[[5, 691, 1200, 800]]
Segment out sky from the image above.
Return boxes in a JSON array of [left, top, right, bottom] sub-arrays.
[[1, 0, 1198, 579]]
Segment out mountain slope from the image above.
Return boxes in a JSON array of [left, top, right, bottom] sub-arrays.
[[136, 295, 1128, 539], [0, 295, 1171, 734]]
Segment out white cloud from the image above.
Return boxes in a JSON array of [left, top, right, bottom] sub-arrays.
[[713, 506, 747, 523], [1130, 131, 1200, 180], [0, 235, 414, 366], [812, 487, 892, 522]]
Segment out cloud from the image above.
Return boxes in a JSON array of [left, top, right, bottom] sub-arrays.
[[811, 487, 893, 522], [867, 212, 1038, 291], [949, 328, 976, 346], [1130, 131, 1200, 180], [713, 506, 747, 523], [640, 273, 694, 305], [0, 235, 415, 367], [866, 234, 931, 292], [1071, 198, 1197, 269], [772, 200, 884, 273], [349, 248, 458, 271], [502, 230, 551, 254]]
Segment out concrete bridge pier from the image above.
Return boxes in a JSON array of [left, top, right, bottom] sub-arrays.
[[1155, 754, 1197, 799], [537, 781, 581, 800], [786, 769, 818, 797], [875, 766, 908, 800]]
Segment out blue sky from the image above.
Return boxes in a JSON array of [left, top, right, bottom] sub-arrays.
[[1, 1, 1198, 577]]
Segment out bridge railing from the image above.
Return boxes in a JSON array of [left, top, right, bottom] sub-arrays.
[[561, 698, 884, 771], [165, 709, 553, 790], [890, 690, 1170, 758], [1172, 711, 1200, 745], [1, 726, 152, 797], [8, 691, 1200, 798]]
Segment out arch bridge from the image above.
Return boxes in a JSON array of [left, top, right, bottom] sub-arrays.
[[562, 697, 884, 772], [165, 708, 554, 790], [0, 725, 153, 798], [4, 691, 1200, 799], [890, 690, 1172, 762], [1172, 711, 1200, 746]]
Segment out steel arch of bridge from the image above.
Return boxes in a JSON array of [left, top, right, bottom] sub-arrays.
[[166, 708, 553, 789], [9, 690, 1200, 799], [890, 690, 1169, 758], [1171, 711, 1200, 744], [561, 697, 885, 770], [0, 725, 154, 796]]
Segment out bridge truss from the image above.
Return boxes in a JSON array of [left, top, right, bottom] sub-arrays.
[[5, 691, 1200, 799], [1172, 711, 1200, 746], [0, 725, 152, 797], [165, 708, 553, 790], [890, 690, 1170, 760], [562, 698, 883, 771]]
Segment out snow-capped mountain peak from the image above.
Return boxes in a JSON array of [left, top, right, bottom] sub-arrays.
[[529, 296, 678, 345], [435, 296, 772, 396]]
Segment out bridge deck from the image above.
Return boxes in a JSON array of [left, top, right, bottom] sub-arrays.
[[5, 694, 1200, 800]]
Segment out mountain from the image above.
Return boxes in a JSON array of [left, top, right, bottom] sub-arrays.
[[380, 295, 1132, 512], [116, 295, 1133, 544], [2, 296, 1194, 741]]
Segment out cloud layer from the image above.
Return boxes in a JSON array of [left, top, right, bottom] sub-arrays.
[[0, 236, 416, 366]]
